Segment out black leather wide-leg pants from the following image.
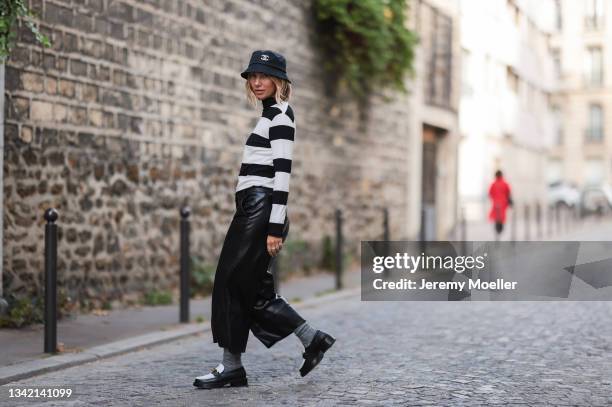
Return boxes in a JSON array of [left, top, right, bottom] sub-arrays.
[[211, 186, 305, 354]]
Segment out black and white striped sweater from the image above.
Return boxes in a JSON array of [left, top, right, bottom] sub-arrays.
[[235, 96, 295, 237]]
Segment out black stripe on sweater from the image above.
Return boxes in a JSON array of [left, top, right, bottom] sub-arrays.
[[285, 105, 294, 122], [269, 125, 295, 141], [262, 107, 282, 121], [239, 163, 275, 178], [273, 158, 292, 173], [273, 190, 289, 205], [246, 133, 271, 148], [268, 222, 285, 237]]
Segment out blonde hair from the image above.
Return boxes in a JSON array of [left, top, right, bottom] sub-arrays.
[[244, 75, 292, 108]]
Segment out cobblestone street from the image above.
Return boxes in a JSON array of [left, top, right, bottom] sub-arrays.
[[1, 292, 611, 406]]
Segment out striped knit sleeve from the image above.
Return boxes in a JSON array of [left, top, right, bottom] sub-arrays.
[[267, 108, 295, 237]]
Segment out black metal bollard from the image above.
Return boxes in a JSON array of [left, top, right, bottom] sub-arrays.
[[535, 202, 541, 239], [524, 204, 530, 240], [419, 207, 426, 242], [335, 209, 343, 290], [574, 205, 580, 224], [560, 205, 565, 233], [180, 206, 191, 323], [511, 203, 517, 241], [383, 208, 389, 242], [460, 207, 467, 255], [547, 205, 553, 237], [44, 208, 58, 353], [383, 208, 390, 278], [418, 207, 426, 255]]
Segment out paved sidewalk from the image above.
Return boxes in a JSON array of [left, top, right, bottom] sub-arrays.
[[465, 214, 612, 241], [0, 267, 360, 382], [1, 292, 610, 406], [548, 216, 612, 240]]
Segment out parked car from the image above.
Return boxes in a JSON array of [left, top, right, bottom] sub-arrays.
[[547, 181, 580, 208], [580, 185, 612, 216]]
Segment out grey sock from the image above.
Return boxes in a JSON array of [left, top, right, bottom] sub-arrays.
[[294, 321, 317, 348], [222, 348, 243, 371]]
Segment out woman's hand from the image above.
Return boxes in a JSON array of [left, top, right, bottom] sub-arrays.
[[267, 235, 283, 257]]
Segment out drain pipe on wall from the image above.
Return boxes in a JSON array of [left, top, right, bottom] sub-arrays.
[[0, 63, 7, 314]]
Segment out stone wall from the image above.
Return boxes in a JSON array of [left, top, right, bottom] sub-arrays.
[[3, 0, 414, 305]]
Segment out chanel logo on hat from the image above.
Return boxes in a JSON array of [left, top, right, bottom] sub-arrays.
[[260, 54, 270, 61]]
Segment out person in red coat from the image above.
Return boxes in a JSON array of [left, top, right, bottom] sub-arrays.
[[488, 170, 513, 237]]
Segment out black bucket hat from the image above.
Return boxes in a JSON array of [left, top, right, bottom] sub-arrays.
[[240, 50, 291, 83]]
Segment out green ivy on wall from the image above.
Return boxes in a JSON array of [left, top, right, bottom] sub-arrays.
[[0, 0, 50, 62], [312, 0, 418, 102]]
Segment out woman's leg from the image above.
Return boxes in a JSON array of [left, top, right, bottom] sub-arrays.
[[193, 348, 248, 389], [293, 321, 318, 348], [251, 285, 322, 352], [195, 215, 250, 389], [210, 213, 255, 354], [249, 267, 306, 347], [248, 217, 336, 377], [195, 190, 271, 389], [222, 348, 242, 371], [249, 214, 321, 349]]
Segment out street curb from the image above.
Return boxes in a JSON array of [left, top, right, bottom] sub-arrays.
[[293, 287, 361, 309], [0, 287, 361, 385], [0, 323, 206, 386]]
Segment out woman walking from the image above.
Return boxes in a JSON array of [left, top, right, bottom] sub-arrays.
[[488, 170, 513, 240], [193, 50, 335, 389]]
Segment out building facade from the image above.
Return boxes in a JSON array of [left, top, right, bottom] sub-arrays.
[[549, 0, 612, 189], [408, 0, 462, 240], [2, 0, 418, 305], [458, 0, 556, 221]]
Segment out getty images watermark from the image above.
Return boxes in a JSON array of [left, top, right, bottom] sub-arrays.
[[371, 251, 516, 291], [361, 241, 612, 301]]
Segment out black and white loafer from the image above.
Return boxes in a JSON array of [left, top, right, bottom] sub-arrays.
[[193, 363, 248, 389], [299, 330, 336, 377]]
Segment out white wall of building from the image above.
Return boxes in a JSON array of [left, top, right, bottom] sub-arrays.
[[550, 0, 612, 189], [458, 0, 556, 221]]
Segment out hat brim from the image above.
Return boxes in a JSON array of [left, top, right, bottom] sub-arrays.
[[241, 63, 291, 83]]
